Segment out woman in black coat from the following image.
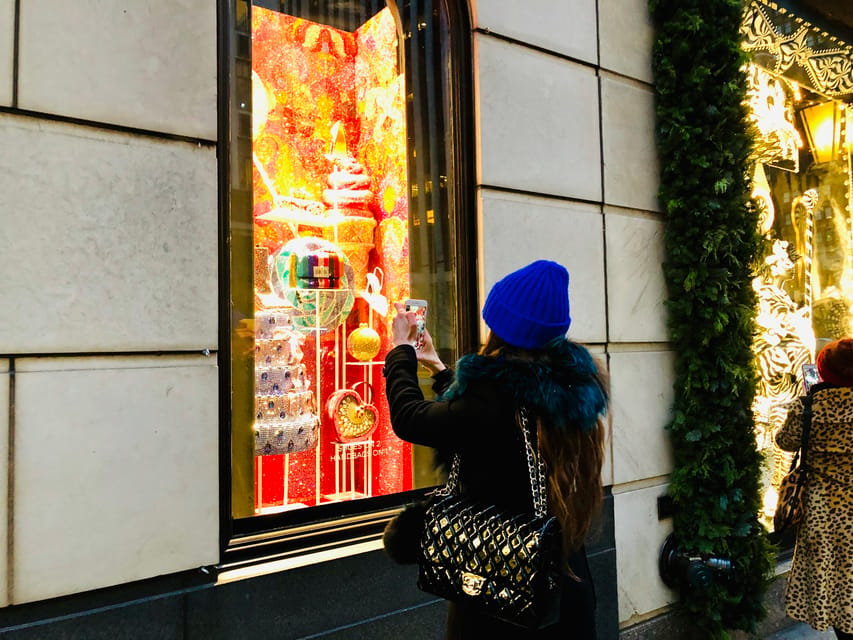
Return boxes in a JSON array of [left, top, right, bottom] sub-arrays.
[[383, 260, 609, 639]]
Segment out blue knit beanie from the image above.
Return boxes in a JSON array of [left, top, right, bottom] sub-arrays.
[[482, 260, 571, 349]]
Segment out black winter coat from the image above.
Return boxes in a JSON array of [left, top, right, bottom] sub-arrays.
[[383, 344, 599, 640]]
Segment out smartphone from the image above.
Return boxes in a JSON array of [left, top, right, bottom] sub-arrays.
[[802, 363, 819, 393], [404, 299, 428, 350]]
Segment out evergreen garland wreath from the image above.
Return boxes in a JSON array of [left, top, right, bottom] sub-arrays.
[[648, 0, 776, 637]]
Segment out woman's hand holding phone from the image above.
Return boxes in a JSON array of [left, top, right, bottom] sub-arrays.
[[392, 302, 420, 348], [392, 301, 445, 374], [403, 299, 428, 350]]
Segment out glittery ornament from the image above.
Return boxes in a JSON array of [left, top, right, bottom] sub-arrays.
[[347, 323, 381, 361]]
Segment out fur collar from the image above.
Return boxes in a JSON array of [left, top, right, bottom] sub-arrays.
[[439, 339, 607, 432]]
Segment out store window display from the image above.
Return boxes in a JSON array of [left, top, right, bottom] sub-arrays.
[[743, 0, 853, 531], [228, 1, 466, 518]]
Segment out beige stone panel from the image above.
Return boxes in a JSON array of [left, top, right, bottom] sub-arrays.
[[605, 209, 668, 342], [13, 355, 219, 604], [0, 0, 12, 106], [0, 360, 8, 607], [473, 0, 597, 64], [601, 74, 661, 212], [0, 115, 217, 354], [480, 190, 606, 344], [610, 349, 674, 485], [599, 0, 654, 83], [18, 0, 216, 140], [587, 345, 614, 487], [476, 35, 601, 201], [614, 483, 676, 623]]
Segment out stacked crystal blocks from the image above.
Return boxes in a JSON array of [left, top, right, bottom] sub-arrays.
[[253, 310, 320, 456]]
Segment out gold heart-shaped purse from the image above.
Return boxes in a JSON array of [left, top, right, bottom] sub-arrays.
[[326, 381, 378, 442]]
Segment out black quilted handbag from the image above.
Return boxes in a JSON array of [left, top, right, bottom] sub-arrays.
[[417, 409, 562, 629]]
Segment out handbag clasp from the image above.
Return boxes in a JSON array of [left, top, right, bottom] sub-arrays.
[[461, 572, 486, 596]]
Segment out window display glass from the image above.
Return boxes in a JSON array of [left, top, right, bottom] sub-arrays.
[[743, 0, 853, 532], [229, 0, 464, 518]]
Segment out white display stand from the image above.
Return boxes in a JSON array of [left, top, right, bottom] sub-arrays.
[[325, 440, 374, 501], [255, 458, 308, 515]]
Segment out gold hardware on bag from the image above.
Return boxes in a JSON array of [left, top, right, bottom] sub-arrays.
[[461, 572, 486, 596]]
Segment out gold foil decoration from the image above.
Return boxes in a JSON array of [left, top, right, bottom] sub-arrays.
[[254, 245, 272, 295], [329, 121, 348, 157]]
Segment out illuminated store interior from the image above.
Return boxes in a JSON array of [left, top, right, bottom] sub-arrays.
[[743, 0, 853, 530]]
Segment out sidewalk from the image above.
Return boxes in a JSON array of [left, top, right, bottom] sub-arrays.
[[767, 623, 836, 639]]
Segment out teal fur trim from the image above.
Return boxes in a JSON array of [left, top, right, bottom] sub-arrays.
[[439, 340, 607, 432]]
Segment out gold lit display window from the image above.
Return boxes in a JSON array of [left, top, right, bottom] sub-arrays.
[[746, 70, 853, 530], [743, 0, 853, 532]]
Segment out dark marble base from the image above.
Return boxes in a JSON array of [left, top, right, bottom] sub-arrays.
[[0, 496, 618, 639]]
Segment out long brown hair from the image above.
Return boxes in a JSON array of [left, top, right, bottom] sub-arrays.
[[480, 332, 609, 563]]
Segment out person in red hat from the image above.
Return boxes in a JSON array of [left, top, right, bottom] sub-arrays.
[[382, 260, 609, 639], [776, 337, 853, 640]]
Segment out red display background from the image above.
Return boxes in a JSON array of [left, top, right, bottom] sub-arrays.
[[251, 7, 413, 510]]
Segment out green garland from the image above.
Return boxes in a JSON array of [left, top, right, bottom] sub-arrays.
[[649, 0, 776, 637]]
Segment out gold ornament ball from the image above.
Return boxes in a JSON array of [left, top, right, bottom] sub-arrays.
[[347, 323, 381, 361]]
